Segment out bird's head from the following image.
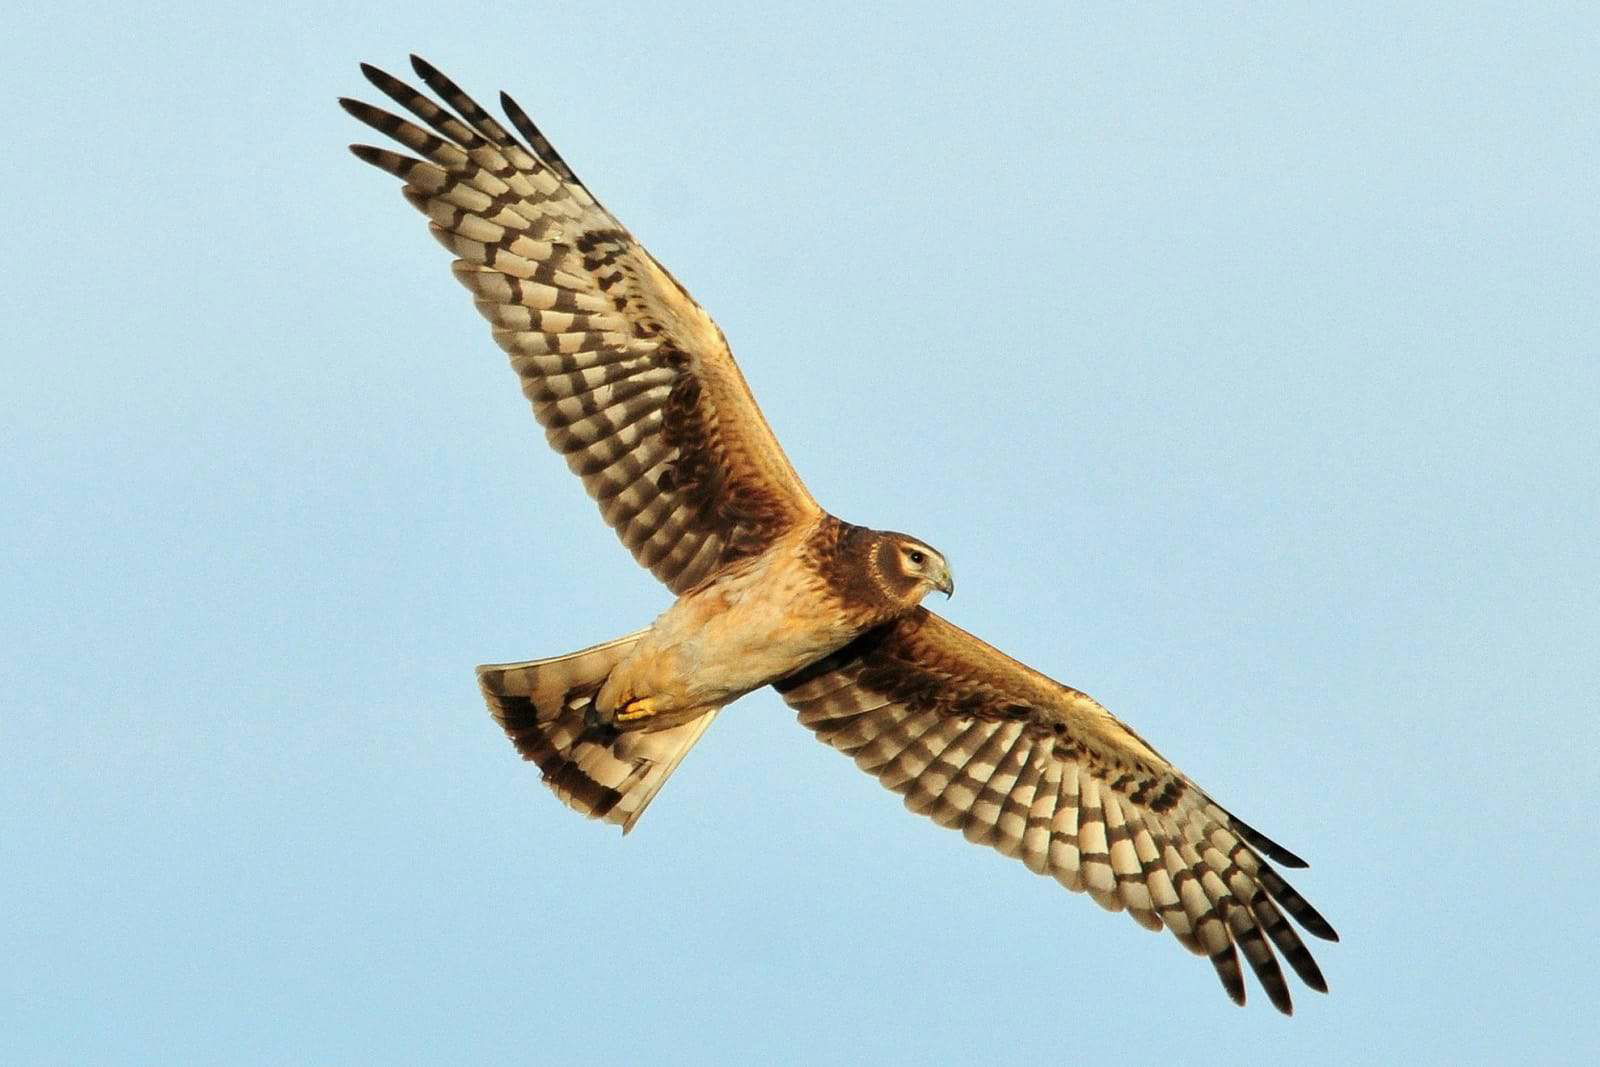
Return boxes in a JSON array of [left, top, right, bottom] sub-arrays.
[[872, 531, 954, 607]]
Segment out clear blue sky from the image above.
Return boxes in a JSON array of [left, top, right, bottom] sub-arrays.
[[4, 3, 1597, 1063]]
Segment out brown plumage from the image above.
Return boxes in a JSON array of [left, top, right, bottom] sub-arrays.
[[343, 55, 1338, 1015]]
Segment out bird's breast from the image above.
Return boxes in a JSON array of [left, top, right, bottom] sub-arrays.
[[638, 548, 863, 709]]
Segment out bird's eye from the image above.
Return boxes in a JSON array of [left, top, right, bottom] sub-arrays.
[[908, 550, 925, 565]]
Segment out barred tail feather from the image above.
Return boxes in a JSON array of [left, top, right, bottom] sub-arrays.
[[477, 631, 718, 832]]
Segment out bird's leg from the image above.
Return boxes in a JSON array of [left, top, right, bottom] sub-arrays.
[[583, 690, 663, 739], [613, 694, 662, 725]]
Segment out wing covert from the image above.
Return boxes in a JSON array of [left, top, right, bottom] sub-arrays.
[[774, 608, 1338, 1014], [343, 57, 820, 593]]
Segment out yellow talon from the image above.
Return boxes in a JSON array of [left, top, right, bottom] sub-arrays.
[[614, 695, 659, 724]]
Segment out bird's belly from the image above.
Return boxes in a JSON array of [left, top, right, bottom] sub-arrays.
[[681, 595, 849, 702], [612, 565, 856, 714]]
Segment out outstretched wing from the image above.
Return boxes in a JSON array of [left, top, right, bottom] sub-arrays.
[[343, 57, 821, 594], [774, 608, 1338, 1014]]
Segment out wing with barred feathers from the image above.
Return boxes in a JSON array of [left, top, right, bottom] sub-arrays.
[[774, 608, 1339, 1014], [343, 57, 820, 594]]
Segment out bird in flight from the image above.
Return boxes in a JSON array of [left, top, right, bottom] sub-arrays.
[[342, 56, 1338, 1014]]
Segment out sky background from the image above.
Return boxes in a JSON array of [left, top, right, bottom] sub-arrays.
[[4, 3, 1598, 1063]]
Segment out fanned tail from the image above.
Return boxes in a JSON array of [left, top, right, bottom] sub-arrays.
[[478, 631, 718, 832]]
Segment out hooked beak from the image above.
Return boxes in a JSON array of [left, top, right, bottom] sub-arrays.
[[935, 568, 955, 599]]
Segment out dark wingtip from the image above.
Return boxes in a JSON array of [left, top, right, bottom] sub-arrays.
[[1230, 812, 1311, 868], [409, 53, 438, 79], [360, 61, 405, 95], [1295, 898, 1339, 942], [1214, 951, 1247, 1008]]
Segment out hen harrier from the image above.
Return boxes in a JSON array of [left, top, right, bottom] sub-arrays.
[[342, 56, 1338, 1014]]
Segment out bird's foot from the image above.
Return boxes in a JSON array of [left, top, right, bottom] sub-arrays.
[[614, 694, 660, 725]]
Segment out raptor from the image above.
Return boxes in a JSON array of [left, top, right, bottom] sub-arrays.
[[343, 55, 1338, 1014]]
